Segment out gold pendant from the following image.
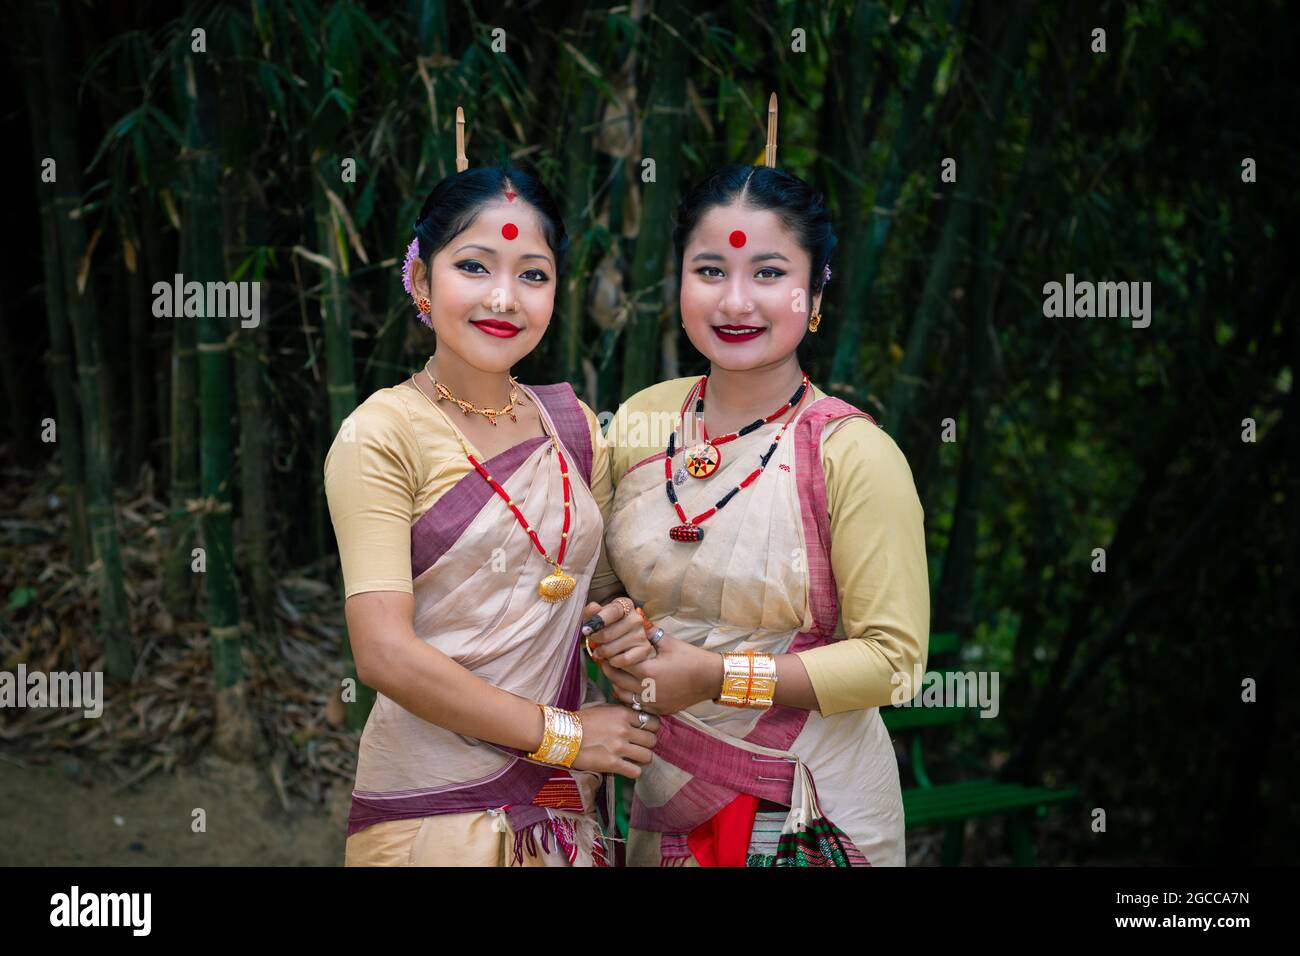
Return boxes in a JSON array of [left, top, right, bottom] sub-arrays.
[[538, 567, 576, 603]]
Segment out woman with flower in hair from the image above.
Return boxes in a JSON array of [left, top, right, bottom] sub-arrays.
[[584, 99, 931, 867], [325, 118, 657, 866]]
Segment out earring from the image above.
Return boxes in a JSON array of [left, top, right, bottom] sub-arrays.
[[808, 309, 822, 333], [416, 296, 431, 314]]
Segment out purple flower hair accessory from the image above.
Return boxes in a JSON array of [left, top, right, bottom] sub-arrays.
[[401, 236, 420, 298], [822, 263, 832, 287], [402, 236, 434, 328]]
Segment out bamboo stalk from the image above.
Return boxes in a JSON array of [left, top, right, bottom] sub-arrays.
[[620, 0, 690, 400], [829, 0, 961, 391], [314, 162, 372, 728], [557, 4, 600, 395], [35, 0, 133, 680], [18, 55, 90, 570], [883, 1, 1029, 434], [184, 2, 261, 758]]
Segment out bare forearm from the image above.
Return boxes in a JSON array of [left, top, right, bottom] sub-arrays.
[[348, 599, 544, 753], [772, 654, 821, 710], [368, 639, 545, 751]]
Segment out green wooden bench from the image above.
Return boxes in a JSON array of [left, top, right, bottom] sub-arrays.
[[881, 630, 1079, 865]]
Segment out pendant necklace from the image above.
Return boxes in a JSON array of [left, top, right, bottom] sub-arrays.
[[411, 369, 575, 602], [470, 444, 576, 603], [664, 372, 810, 543], [677, 372, 809, 482]]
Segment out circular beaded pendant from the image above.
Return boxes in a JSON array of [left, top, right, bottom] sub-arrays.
[[684, 442, 722, 479]]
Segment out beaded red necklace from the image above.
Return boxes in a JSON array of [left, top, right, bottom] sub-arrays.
[[413, 371, 576, 603], [664, 373, 811, 542], [677, 373, 810, 481], [469, 443, 575, 602]]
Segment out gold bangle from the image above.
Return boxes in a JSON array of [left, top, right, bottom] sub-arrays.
[[716, 651, 778, 709], [526, 704, 583, 767]]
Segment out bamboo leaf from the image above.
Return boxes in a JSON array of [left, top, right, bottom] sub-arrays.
[[146, 104, 185, 145], [86, 107, 143, 174], [561, 40, 620, 104], [76, 224, 104, 294], [355, 178, 375, 228], [324, 186, 369, 264], [160, 189, 182, 230], [345, 4, 398, 57], [292, 244, 335, 273]]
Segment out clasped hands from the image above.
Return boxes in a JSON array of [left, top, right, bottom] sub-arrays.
[[580, 597, 720, 716]]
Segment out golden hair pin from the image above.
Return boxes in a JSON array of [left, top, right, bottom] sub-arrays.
[[764, 92, 778, 168], [455, 105, 468, 173]]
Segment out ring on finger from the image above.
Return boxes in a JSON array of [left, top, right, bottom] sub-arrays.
[[649, 627, 664, 647], [612, 596, 635, 619], [636, 711, 649, 728]]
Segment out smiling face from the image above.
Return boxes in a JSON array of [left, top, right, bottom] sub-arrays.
[[408, 198, 556, 373], [679, 202, 822, 371]]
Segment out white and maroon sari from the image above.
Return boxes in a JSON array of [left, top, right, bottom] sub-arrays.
[[345, 383, 610, 866], [605, 385, 906, 866]]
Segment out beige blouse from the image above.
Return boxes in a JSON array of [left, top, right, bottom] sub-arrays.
[[323, 375, 620, 599], [602, 376, 930, 716]]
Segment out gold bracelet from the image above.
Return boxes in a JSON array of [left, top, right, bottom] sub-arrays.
[[716, 651, 778, 709], [526, 704, 583, 767]]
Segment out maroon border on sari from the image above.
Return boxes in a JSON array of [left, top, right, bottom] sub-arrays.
[[630, 396, 873, 832], [346, 633, 587, 836], [410, 382, 593, 580], [348, 382, 596, 838]]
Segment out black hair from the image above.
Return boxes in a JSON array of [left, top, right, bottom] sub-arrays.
[[412, 164, 569, 276], [671, 163, 837, 299]]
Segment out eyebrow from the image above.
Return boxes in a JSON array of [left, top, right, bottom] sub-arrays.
[[452, 244, 554, 267], [690, 251, 792, 263]]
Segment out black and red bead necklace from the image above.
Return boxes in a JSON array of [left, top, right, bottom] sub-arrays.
[[664, 372, 810, 542], [677, 372, 810, 481]]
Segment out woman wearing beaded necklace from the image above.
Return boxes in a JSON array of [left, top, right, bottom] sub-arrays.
[[325, 113, 658, 866], [584, 98, 930, 866]]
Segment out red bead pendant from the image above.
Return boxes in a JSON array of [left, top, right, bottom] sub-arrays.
[[669, 524, 705, 542], [684, 442, 721, 478]]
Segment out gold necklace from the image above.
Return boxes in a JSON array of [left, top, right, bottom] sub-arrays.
[[423, 360, 527, 426]]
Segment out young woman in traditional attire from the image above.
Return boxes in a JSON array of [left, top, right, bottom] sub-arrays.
[[584, 96, 930, 866], [325, 111, 658, 866]]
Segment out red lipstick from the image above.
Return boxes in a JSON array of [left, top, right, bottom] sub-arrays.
[[711, 324, 765, 343], [471, 318, 521, 338]]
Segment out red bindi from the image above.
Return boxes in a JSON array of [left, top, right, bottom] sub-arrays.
[[502, 222, 519, 240], [504, 190, 517, 202], [729, 230, 747, 248]]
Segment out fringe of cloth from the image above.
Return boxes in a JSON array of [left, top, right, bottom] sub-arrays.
[[509, 810, 612, 867], [660, 831, 692, 867]]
